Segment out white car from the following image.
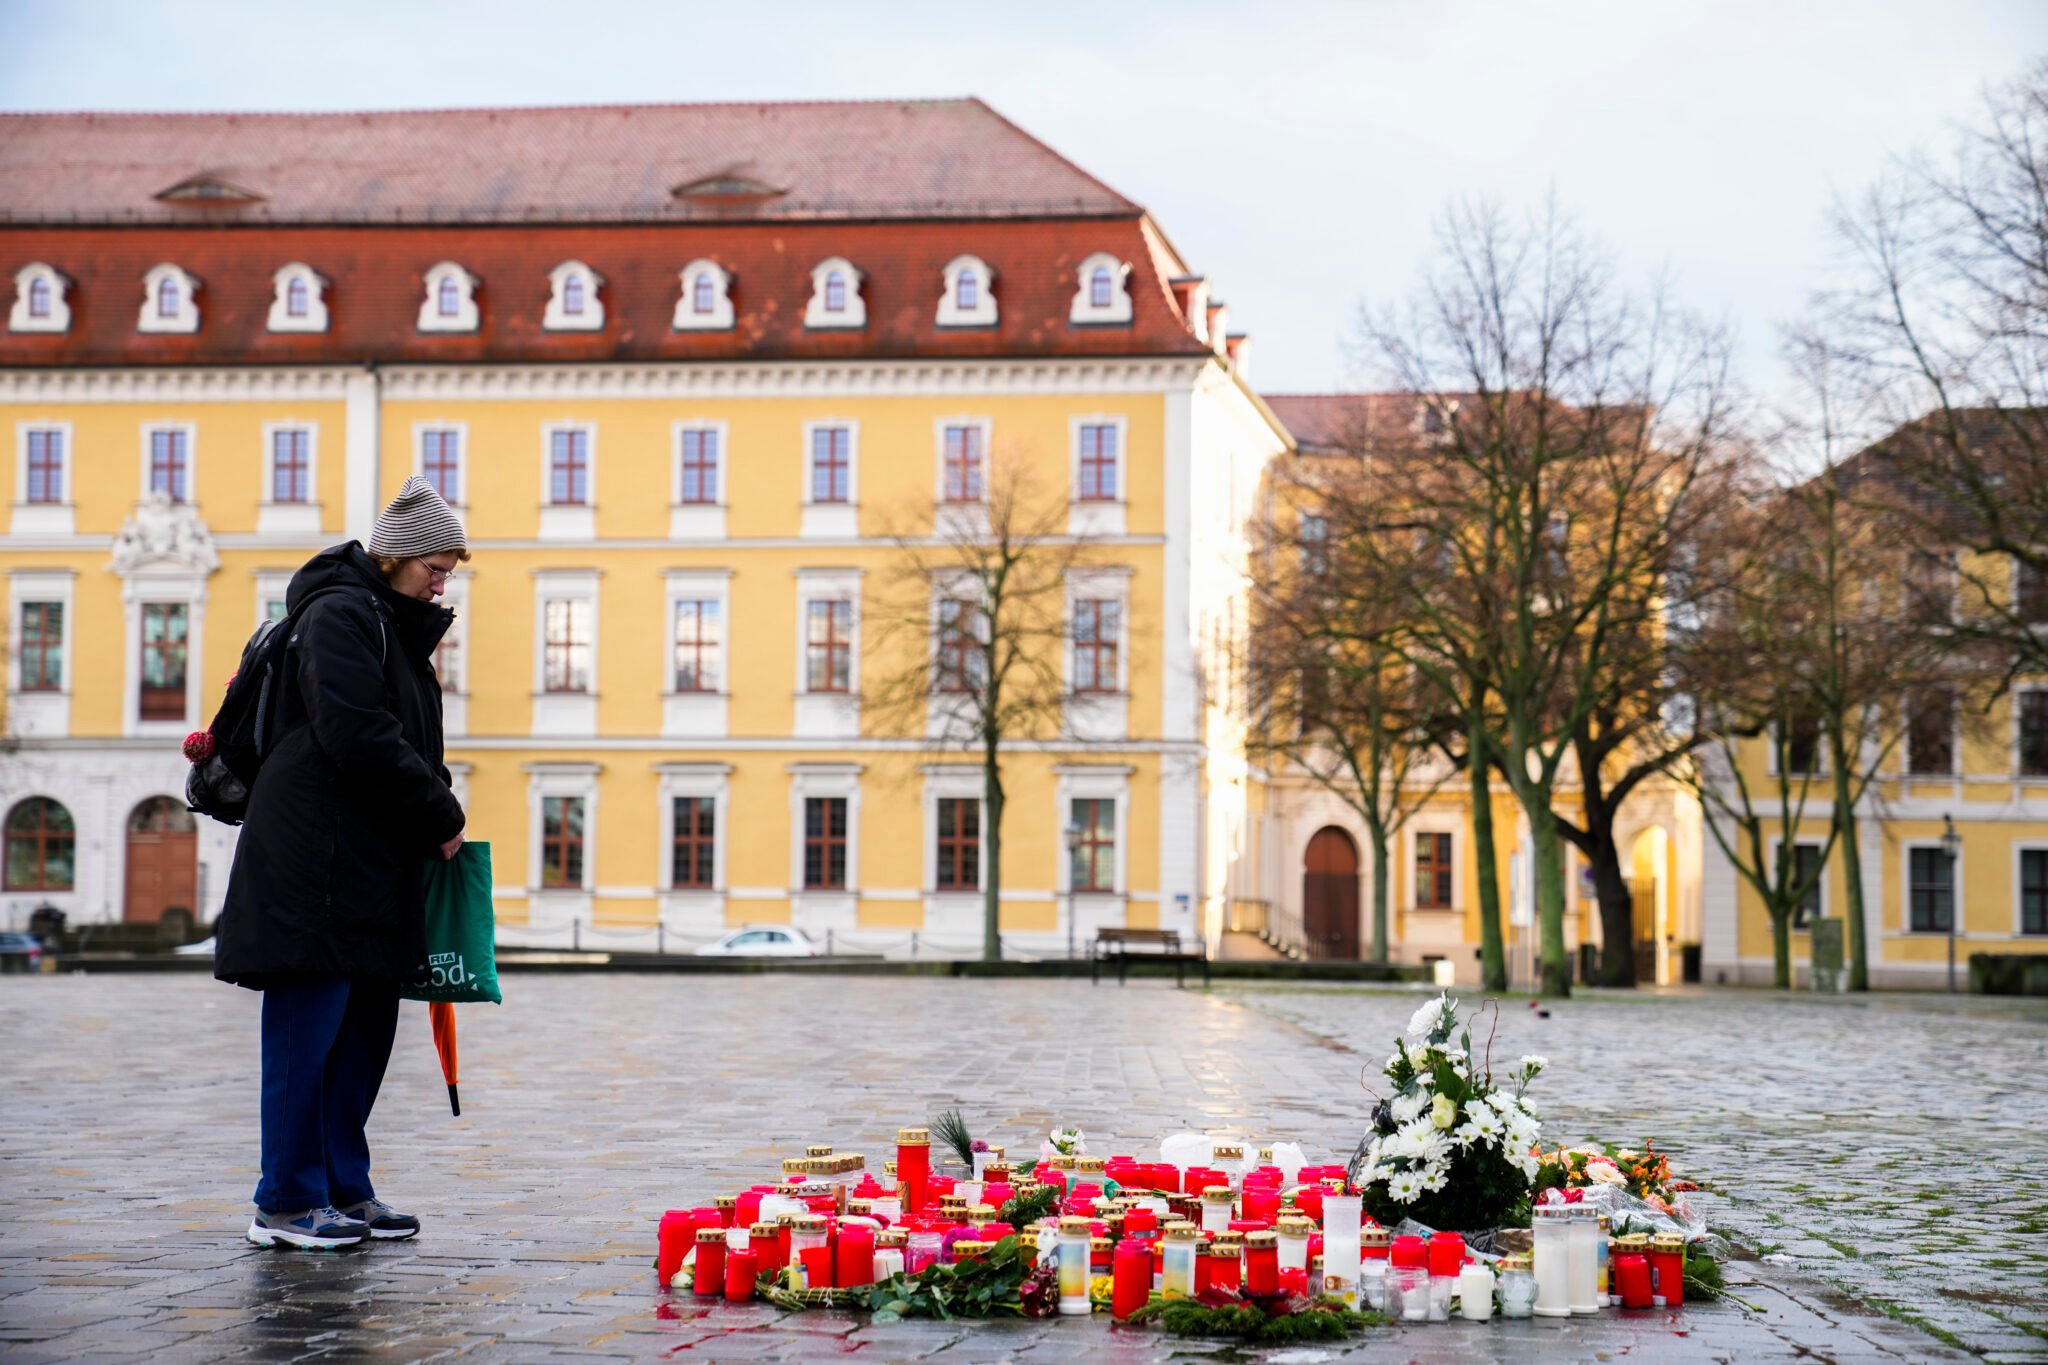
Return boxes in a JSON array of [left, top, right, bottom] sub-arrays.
[[694, 926, 821, 957]]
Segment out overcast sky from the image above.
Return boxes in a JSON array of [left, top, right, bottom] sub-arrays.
[[3, 0, 2041, 400]]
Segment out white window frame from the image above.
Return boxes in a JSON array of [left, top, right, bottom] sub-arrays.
[[926, 570, 988, 741], [1901, 686, 1962, 779], [544, 259, 605, 331], [539, 421, 598, 541], [1406, 820, 1463, 913], [8, 569, 76, 738], [658, 763, 731, 899], [526, 763, 600, 939], [122, 577, 204, 738], [800, 419, 860, 538], [266, 262, 330, 333], [662, 568, 731, 739], [933, 416, 994, 537], [138, 263, 200, 334], [258, 421, 322, 537], [795, 568, 863, 740], [1055, 764, 1132, 905], [1768, 835, 1829, 929], [936, 254, 998, 328], [804, 257, 866, 329], [674, 259, 735, 331], [436, 570, 471, 738], [531, 569, 600, 738], [138, 421, 198, 503], [418, 261, 480, 333], [2017, 684, 2048, 780], [1068, 413, 1129, 536], [1065, 567, 1132, 740], [788, 763, 863, 931], [9, 262, 71, 334], [2013, 841, 2048, 937], [669, 419, 729, 540], [13, 420, 75, 536], [1069, 252, 1134, 326], [1901, 839, 1961, 936], [922, 765, 986, 898], [253, 569, 294, 629], [412, 421, 468, 507]]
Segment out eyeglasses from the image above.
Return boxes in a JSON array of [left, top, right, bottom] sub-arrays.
[[415, 558, 457, 584]]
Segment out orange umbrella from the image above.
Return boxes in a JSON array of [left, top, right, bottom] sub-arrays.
[[429, 1000, 460, 1116]]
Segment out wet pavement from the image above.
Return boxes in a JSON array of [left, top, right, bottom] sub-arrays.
[[0, 972, 2036, 1361]]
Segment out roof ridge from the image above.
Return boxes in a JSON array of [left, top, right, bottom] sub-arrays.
[[0, 96, 988, 121], [962, 96, 1141, 214]]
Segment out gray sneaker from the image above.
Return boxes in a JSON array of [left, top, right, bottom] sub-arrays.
[[246, 1205, 370, 1250], [337, 1198, 421, 1240]]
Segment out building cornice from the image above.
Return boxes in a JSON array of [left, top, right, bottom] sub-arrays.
[[0, 367, 355, 404]]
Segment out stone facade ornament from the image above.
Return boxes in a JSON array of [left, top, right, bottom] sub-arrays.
[[110, 491, 220, 577]]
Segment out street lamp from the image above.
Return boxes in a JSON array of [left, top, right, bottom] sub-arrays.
[[1941, 813, 1962, 994], [1064, 824, 1083, 960]]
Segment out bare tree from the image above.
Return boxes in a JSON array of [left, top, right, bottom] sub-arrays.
[[868, 456, 1096, 962]]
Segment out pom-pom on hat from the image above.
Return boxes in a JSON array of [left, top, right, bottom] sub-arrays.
[[368, 475, 467, 559]]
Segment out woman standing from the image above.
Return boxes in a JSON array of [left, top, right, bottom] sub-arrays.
[[216, 476, 469, 1249]]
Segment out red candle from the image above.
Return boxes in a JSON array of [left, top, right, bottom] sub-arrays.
[[1244, 1232, 1280, 1296], [692, 1228, 727, 1296], [1427, 1231, 1466, 1278], [835, 1226, 876, 1288], [898, 1128, 932, 1216], [799, 1246, 832, 1289], [1294, 1186, 1325, 1222], [657, 1211, 692, 1285], [1242, 1188, 1280, 1225], [1390, 1234, 1427, 1269], [735, 1189, 766, 1228], [1193, 1246, 1212, 1296], [983, 1182, 1014, 1207], [1650, 1237, 1686, 1307], [1617, 1251, 1654, 1309], [1124, 1207, 1158, 1236], [1278, 1266, 1308, 1297], [724, 1249, 757, 1302], [1151, 1163, 1182, 1193], [1209, 1240, 1242, 1293], [749, 1222, 780, 1275], [1112, 1240, 1152, 1322]]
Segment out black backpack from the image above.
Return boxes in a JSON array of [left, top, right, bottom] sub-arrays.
[[184, 587, 383, 827]]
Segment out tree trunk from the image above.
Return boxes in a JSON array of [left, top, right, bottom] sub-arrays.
[[983, 749, 1005, 962], [1589, 830, 1638, 988], [1526, 794, 1572, 997], [1466, 712, 1515, 986], [1829, 748, 1870, 992], [1367, 821, 1391, 964], [1770, 908, 1792, 990]]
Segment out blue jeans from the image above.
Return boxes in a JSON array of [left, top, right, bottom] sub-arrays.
[[253, 977, 400, 1213]]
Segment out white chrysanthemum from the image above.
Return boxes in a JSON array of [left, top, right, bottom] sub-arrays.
[[1406, 993, 1453, 1038], [1387, 1170, 1424, 1202], [1518, 1054, 1548, 1072], [1460, 1105, 1506, 1144], [1391, 1092, 1426, 1125]]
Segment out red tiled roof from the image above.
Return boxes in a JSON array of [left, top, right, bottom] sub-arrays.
[[0, 99, 1139, 225], [0, 218, 1213, 366], [1263, 393, 1431, 452]]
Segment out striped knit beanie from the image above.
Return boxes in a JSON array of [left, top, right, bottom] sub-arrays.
[[368, 475, 467, 558]]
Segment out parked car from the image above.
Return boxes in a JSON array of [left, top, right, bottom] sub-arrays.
[[694, 926, 821, 957], [0, 932, 46, 973]]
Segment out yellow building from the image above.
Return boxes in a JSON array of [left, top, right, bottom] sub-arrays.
[[0, 101, 1285, 955]]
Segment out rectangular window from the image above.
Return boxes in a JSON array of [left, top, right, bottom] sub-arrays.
[[811, 426, 851, 503], [672, 796, 716, 890], [1299, 514, 1329, 574], [1077, 423, 1118, 501], [1783, 710, 1823, 776], [271, 428, 310, 504], [942, 424, 984, 502], [935, 797, 980, 890], [139, 602, 187, 720], [679, 428, 720, 504], [433, 612, 461, 689], [1909, 846, 1953, 932], [549, 429, 589, 505], [803, 796, 848, 889], [543, 599, 592, 693], [18, 602, 63, 691], [2022, 850, 2048, 935], [541, 795, 585, 889], [421, 429, 462, 502], [1070, 797, 1116, 892], [1073, 599, 1120, 693], [2021, 692, 2048, 777], [148, 429, 189, 502], [672, 599, 721, 692], [1791, 842, 1824, 929], [266, 600, 290, 625], [1416, 831, 1454, 909], [935, 598, 985, 693], [2019, 558, 2048, 626], [805, 599, 853, 692], [1905, 688, 1955, 776], [25, 429, 64, 504]]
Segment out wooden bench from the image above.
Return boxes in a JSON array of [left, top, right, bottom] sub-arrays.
[[1090, 927, 1209, 988]]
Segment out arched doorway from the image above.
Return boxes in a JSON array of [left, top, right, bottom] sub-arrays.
[[1303, 827, 1361, 960], [125, 797, 198, 934], [1629, 827, 1671, 985]]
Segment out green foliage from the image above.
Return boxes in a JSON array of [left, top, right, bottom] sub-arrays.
[[1683, 1248, 1726, 1300], [932, 1108, 978, 1170], [1128, 1298, 1387, 1342], [865, 1234, 1040, 1321], [998, 1182, 1058, 1227], [1360, 1138, 1531, 1236]]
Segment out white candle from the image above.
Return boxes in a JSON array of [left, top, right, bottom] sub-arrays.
[[1533, 1206, 1573, 1318], [1457, 1263, 1496, 1321], [1568, 1206, 1600, 1314]]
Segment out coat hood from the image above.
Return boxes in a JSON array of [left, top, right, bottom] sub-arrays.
[[289, 541, 453, 659]]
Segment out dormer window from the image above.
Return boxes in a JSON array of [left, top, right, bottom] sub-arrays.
[[543, 260, 604, 331], [418, 261, 480, 333], [673, 259, 735, 331], [138, 264, 200, 334], [8, 263, 70, 333], [936, 255, 997, 327], [805, 257, 866, 329], [1070, 253, 1134, 326], [267, 263, 329, 333]]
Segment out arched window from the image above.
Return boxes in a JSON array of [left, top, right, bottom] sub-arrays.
[[804, 257, 865, 329], [129, 795, 196, 834], [825, 271, 846, 313], [286, 275, 308, 317], [674, 260, 734, 331], [1090, 266, 1112, 309], [1069, 253, 1133, 326], [11, 263, 72, 333], [936, 254, 997, 327], [157, 275, 180, 318], [29, 275, 50, 317], [4, 797, 75, 891], [562, 272, 585, 316], [693, 271, 716, 314], [438, 275, 460, 316], [956, 268, 979, 312], [418, 262, 479, 333]]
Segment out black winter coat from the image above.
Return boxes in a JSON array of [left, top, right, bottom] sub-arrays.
[[215, 543, 465, 987]]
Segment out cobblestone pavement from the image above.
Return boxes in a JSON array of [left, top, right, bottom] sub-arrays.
[[0, 973, 2028, 1362], [1237, 984, 2048, 1360]]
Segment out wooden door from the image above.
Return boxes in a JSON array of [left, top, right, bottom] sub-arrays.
[[1302, 827, 1362, 960], [124, 797, 197, 924]]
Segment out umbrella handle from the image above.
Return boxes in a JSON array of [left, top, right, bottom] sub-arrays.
[[447, 1083, 460, 1118]]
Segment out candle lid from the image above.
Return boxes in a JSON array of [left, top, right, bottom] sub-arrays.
[[1214, 1144, 1244, 1159], [695, 1226, 726, 1244], [1052, 1155, 1078, 1170], [1616, 1232, 1653, 1249], [1058, 1215, 1092, 1233], [713, 1196, 737, 1210], [897, 1128, 930, 1145], [967, 1204, 998, 1222], [1075, 1156, 1107, 1173], [1089, 1236, 1114, 1252], [951, 1239, 990, 1255], [1200, 1186, 1235, 1203], [806, 1144, 834, 1158], [1534, 1203, 1574, 1220], [1244, 1229, 1279, 1248], [1361, 1227, 1391, 1246], [749, 1221, 779, 1236], [797, 1214, 830, 1231], [884, 1160, 898, 1177], [848, 1199, 873, 1215], [782, 1158, 810, 1175], [1276, 1215, 1317, 1235], [1499, 1252, 1533, 1271], [1258, 1147, 1275, 1161], [1310, 1253, 1324, 1269], [1651, 1233, 1687, 1253], [1165, 1223, 1200, 1241], [1598, 1212, 1611, 1229], [878, 1229, 908, 1248]]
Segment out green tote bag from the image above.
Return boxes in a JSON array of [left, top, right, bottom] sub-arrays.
[[402, 840, 503, 1005]]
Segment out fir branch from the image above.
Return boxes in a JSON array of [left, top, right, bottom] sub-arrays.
[[932, 1108, 978, 1170], [1130, 1298, 1387, 1342], [998, 1182, 1059, 1227]]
